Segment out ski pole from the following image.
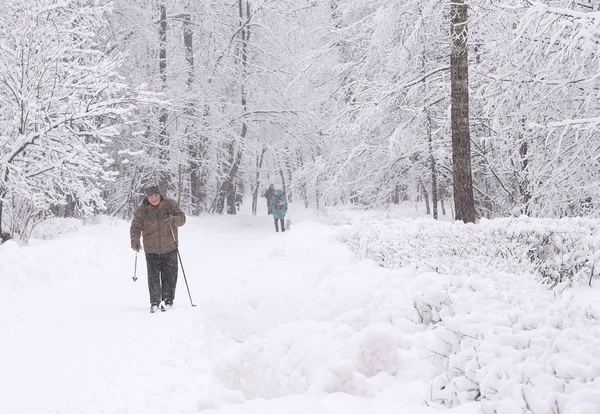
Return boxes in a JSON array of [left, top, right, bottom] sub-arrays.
[[133, 251, 138, 282], [170, 225, 196, 307]]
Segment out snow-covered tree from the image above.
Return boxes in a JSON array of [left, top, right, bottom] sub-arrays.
[[0, 0, 128, 239]]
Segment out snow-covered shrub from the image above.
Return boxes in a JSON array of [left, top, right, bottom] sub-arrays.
[[331, 210, 600, 288], [410, 273, 454, 325], [426, 278, 600, 413], [347, 324, 400, 378], [327, 209, 600, 412], [30, 217, 83, 241]]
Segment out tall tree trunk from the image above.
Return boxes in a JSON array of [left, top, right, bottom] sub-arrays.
[[426, 109, 439, 220], [181, 13, 199, 214], [252, 147, 267, 215], [450, 0, 476, 223], [212, 0, 250, 215], [279, 169, 286, 195], [420, 17, 438, 220], [180, 12, 210, 214], [311, 152, 321, 210], [0, 192, 4, 237], [420, 180, 431, 215], [298, 150, 309, 208], [158, 1, 170, 192], [518, 116, 531, 215], [284, 149, 293, 202], [392, 185, 399, 204]]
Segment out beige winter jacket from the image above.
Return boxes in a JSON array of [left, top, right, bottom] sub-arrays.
[[130, 196, 186, 254]]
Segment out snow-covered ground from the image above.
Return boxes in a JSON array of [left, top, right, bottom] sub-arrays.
[[1, 202, 599, 413]]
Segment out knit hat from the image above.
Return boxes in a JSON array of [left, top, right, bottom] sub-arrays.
[[145, 185, 160, 197]]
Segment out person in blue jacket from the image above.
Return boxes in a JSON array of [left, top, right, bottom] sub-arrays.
[[269, 189, 288, 232]]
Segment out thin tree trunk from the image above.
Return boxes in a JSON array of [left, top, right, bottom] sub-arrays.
[[181, 12, 203, 214], [420, 17, 438, 220], [284, 150, 293, 202], [212, 0, 251, 215], [420, 180, 431, 215], [279, 169, 286, 195], [197, 105, 211, 213], [177, 164, 182, 205], [519, 128, 531, 215], [426, 109, 438, 220], [481, 128, 493, 219], [252, 147, 267, 215], [0, 193, 4, 237], [450, 0, 476, 223], [311, 152, 321, 210], [158, 1, 170, 192], [298, 150, 309, 208]]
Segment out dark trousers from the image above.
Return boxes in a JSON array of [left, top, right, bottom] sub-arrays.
[[145, 250, 178, 305], [274, 218, 285, 232]]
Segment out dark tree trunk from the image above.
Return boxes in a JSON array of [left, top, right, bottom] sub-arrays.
[[158, 2, 170, 192], [279, 169, 286, 195], [420, 180, 431, 215], [284, 150, 293, 202], [212, 0, 250, 215], [298, 150, 309, 208], [426, 109, 439, 220], [311, 153, 321, 210], [223, 140, 244, 215], [252, 147, 267, 215], [519, 138, 531, 215], [450, 0, 476, 223], [0, 196, 4, 236], [177, 164, 182, 205], [182, 13, 199, 214], [180, 10, 210, 214]]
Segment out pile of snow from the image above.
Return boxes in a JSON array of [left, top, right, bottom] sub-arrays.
[[0, 216, 117, 303], [199, 245, 420, 405], [325, 208, 600, 413]]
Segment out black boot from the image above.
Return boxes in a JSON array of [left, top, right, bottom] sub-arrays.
[[274, 218, 279, 232]]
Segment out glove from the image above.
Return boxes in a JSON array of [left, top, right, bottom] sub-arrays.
[[131, 240, 141, 252], [164, 215, 175, 226]]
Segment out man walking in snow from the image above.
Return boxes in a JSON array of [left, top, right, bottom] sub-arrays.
[[130, 185, 186, 313]]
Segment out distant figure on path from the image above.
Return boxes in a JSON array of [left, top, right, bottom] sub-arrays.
[[263, 183, 275, 215], [269, 188, 288, 233]]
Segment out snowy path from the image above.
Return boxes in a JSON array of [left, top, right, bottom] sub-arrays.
[[1, 213, 477, 414]]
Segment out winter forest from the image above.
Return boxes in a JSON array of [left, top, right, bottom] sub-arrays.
[[2, 0, 600, 239], [4, 1, 600, 413]]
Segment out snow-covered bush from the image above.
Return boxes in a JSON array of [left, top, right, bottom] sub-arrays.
[[30, 218, 83, 241], [327, 208, 600, 412], [330, 209, 600, 288], [426, 272, 600, 413]]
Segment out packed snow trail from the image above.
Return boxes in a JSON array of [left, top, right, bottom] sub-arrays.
[[0, 212, 478, 414]]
